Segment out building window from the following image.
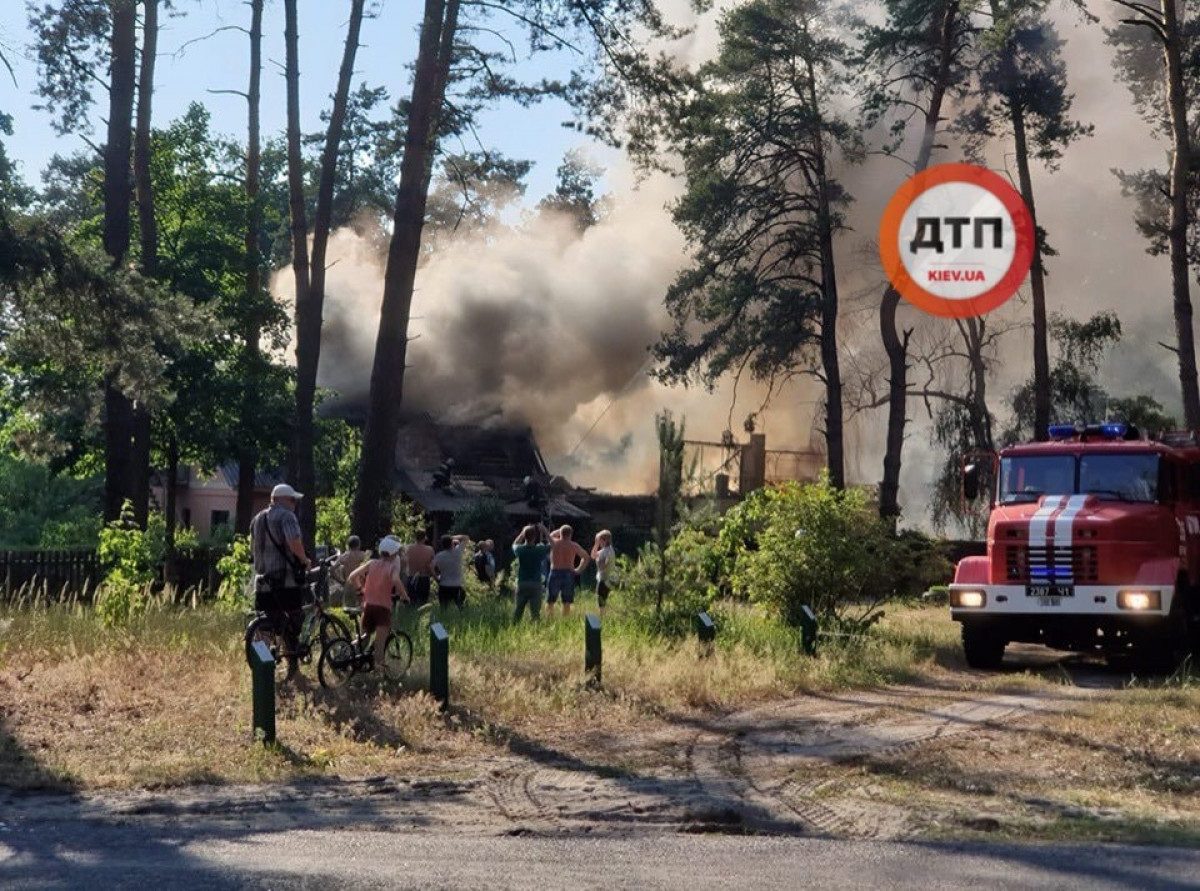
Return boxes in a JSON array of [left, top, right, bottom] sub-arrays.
[[211, 510, 230, 529]]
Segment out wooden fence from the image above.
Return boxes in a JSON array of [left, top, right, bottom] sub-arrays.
[[0, 548, 226, 603], [0, 549, 103, 601]]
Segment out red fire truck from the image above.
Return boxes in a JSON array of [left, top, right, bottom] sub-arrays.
[[951, 422, 1200, 670]]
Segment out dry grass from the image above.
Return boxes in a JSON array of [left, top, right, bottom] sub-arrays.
[[794, 667, 1200, 844], [0, 605, 478, 790], [867, 697, 1199, 844]]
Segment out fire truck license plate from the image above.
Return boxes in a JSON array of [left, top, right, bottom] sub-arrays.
[[1027, 583, 1073, 600]]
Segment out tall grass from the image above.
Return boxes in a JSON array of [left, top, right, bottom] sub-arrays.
[[2, 582, 965, 729], [1, 583, 240, 661]]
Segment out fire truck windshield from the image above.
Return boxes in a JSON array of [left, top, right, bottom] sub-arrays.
[[999, 453, 1160, 504]]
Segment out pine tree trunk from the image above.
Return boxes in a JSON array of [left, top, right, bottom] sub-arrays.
[[308, 0, 366, 345], [1163, 1, 1200, 429], [805, 57, 844, 490], [1009, 102, 1051, 441], [879, 292, 907, 519], [101, 0, 138, 522], [130, 0, 159, 528], [352, 0, 459, 541], [103, 380, 133, 522], [820, 266, 844, 490], [282, 0, 315, 547], [134, 0, 158, 278], [165, 435, 179, 550], [289, 0, 368, 545], [236, 0, 265, 534], [104, 1, 136, 267], [964, 318, 993, 449], [878, 0, 960, 519]]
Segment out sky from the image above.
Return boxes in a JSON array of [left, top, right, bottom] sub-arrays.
[[0, 0, 590, 199]]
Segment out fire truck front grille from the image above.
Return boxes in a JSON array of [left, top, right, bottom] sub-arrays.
[[1071, 546, 1099, 582], [1005, 545, 1027, 581], [1004, 545, 1098, 583]]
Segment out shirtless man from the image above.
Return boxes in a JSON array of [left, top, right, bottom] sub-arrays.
[[547, 525, 590, 616], [404, 531, 435, 607], [330, 535, 368, 607]]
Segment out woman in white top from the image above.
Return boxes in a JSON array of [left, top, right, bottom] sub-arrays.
[[591, 530, 616, 612]]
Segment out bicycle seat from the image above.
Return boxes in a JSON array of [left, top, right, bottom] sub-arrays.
[[344, 606, 363, 616]]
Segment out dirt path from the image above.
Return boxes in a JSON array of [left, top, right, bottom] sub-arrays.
[[685, 686, 1079, 838], [0, 681, 1090, 841]]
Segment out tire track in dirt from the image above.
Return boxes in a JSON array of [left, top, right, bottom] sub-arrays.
[[685, 688, 1068, 838], [485, 759, 699, 835], [488, 767, 544, 823]]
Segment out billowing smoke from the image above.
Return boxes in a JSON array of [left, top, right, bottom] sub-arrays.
[[274, 168, 830, 493]]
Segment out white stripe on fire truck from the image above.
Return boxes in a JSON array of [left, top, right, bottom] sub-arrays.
[[1051, 494, 1089, 547], [1028, 495, 1067, 550], [1046, 494, 1088, 582]]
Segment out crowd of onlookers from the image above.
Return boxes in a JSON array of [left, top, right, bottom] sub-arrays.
[[330, 522, 617, 624], [250, 482, 620, 675]]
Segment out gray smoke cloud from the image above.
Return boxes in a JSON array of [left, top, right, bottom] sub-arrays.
[[274, 167, 831, 493]]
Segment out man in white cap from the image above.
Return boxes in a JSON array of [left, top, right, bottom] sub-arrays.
[[250, 483, 312, 678]]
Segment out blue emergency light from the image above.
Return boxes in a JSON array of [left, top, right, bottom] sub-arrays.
[[1047, 422, 1132, 441], [1047, 424, 1079, 440]]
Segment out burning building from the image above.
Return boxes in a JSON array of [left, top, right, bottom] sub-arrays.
[[393, 414, 590, 539]]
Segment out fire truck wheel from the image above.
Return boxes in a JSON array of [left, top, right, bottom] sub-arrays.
[[961, 624, 1006, 670]]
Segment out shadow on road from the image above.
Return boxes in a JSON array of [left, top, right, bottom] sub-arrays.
[[0, 707, 444, 888]]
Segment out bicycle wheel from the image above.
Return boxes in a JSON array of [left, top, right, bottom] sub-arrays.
[[244, 615, 287, 679], [382, 631, 414, 680], [318, 637, 357, 689], [319, 612, 353, 649]]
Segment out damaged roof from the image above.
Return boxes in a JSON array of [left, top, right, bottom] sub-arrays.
[[393, 419, 589, 520], [396, 468, 590, 520]]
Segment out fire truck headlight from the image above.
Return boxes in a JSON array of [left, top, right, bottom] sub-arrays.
[[1117, 590, 1161, 611], [951, 590, 986, 609]]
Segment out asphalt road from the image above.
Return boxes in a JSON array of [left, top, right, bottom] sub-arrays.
[[2, 821, 1199, 890]]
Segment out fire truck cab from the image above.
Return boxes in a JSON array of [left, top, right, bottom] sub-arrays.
[[951, 422, 1200, 670]]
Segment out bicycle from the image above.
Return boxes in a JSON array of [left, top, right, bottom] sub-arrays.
[[317, 595, 414, 689], [244, 553, 353, 680]]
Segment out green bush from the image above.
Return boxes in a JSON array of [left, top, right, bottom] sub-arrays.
[[216, 533, 253, 609], [890, 530, 954, 599], [95, 503, 164, 627], [39, 513, 104, 549], [725, 479, 897, 630], [617, 535, 718, 636], [0, 454, 102, 548], [172, 524, 201, 552], [451, 497, 510, 546], [391, 498, 428, 543], [316, 493, 350, 550]]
